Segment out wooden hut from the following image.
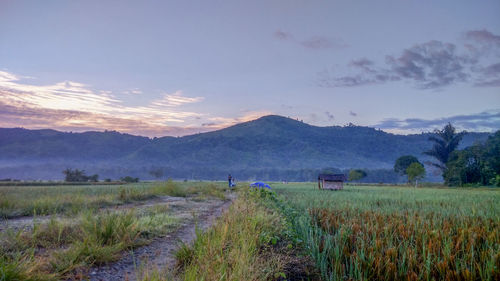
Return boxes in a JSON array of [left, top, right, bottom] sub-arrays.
[[318, 174, 346, 190]]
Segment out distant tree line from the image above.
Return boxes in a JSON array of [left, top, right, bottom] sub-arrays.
[[143, 166, 403, 183], [63, 168, 98, 182], [348, 169, 367, 182], [120, 176, 140, 183], [63, 168, 140, 183]]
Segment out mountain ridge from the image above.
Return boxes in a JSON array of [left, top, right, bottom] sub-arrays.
[[0, 115, 493, 180]]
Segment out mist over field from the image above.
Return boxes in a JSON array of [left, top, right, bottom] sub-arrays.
[[0, 115, 491, 182]]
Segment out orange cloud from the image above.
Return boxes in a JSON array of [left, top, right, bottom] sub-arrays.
[[0, 71, 272, 137]]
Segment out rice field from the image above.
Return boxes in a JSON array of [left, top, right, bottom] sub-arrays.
[[271, 183, 500, 281]]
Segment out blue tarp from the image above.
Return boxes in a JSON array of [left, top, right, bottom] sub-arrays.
[[249, 181, 271, 189]]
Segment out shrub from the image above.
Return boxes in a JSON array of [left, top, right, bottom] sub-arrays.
[[121, 176, 139, 183]]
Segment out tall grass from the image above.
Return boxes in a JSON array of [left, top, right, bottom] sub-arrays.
[[272, 183, 500, 281], [0, 208, 179, 279], [0, 181, 227, 218], [173, 190, 286, 281]]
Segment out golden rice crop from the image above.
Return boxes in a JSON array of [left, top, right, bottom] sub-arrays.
[[308, 207, 499, 281]]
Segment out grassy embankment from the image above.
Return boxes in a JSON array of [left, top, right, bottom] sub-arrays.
[[0, 181, 227, 280], [142, 188, 319, 281], [0, 181, 226, 218], [270, 183, 500, 281]]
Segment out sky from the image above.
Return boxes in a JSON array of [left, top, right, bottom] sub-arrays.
[[0, 0, 499, 137]]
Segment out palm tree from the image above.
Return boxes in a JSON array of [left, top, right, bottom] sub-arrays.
[[424, 123, 466, 171]]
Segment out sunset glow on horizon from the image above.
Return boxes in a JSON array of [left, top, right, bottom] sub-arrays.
[[1, 0, 499, 137]]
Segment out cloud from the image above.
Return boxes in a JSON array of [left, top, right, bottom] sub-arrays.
[[273, 30, 293, 40], [201, 122, 217, 127], [273, 30, 346, 50], [123, 88, 142, 95], [300, 36, 346, 50], [317, 67, 399, 87], [0, 71, 204, 122], [375, 110, 500, 133], [474, 62, 500, 87], [464, 29, 500, 48], [150, 91, 204, 107], [0, 98, 208, 137], [200, 111, 273, 130], [386, 41, 471, 89], [349, 58, 376, 72], [0, 71, 18, 82], [0, 70, 217, 136], [324, 111, 334, 121], [0, 70, 276, 137], [317, 29, 500, 89]]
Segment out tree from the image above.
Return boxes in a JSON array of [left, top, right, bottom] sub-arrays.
[[443, 130, 499, 186], [121, 176, 139, 183], [406, 162, 425, 187], [63, 168, 95, 182], [88, 174, 99, 182], [348, 169, 367, 181], [483, 130, 500, 180], [320, 167, 340, 175], [149, 168, 165, 180], [423, 123, 466, 173], [394, 155, 421, 175]]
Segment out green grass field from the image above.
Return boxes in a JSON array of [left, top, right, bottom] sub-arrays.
[[0, 181, 229, 280], [2, 182, 499, 280], [270, 183, 500, 280], [0, 181, 227, 218]]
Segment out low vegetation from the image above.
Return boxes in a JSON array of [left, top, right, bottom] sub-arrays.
[[0, 208, 179, 280], [271, 183, 500, 281], [63, 168, 98, 182], [0, 181, 226, 218], [3, 180, 499, 280], [178, 190, 285, 280], [0, 181, 229, 280], [168, 189, 318, 281]]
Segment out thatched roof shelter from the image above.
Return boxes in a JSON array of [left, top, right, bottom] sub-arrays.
[[318, 174, 346, 190]]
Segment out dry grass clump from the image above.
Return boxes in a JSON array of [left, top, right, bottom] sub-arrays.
[[0, 209, 179, 280]]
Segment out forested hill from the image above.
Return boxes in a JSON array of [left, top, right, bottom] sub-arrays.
[[0, 115, 492, 180]]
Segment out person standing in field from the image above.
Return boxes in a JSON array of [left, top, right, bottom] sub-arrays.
[[228, 174, 232, 188]]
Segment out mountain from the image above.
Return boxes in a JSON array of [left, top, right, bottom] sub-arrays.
[[0, 115, 492, 181], [0, 128, 149, 160]]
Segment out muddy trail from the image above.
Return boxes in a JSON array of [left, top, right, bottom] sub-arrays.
[[84, 193, 236, 281]]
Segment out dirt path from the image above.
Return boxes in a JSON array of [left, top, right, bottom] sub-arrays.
[[86, 193, 236, 281]]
